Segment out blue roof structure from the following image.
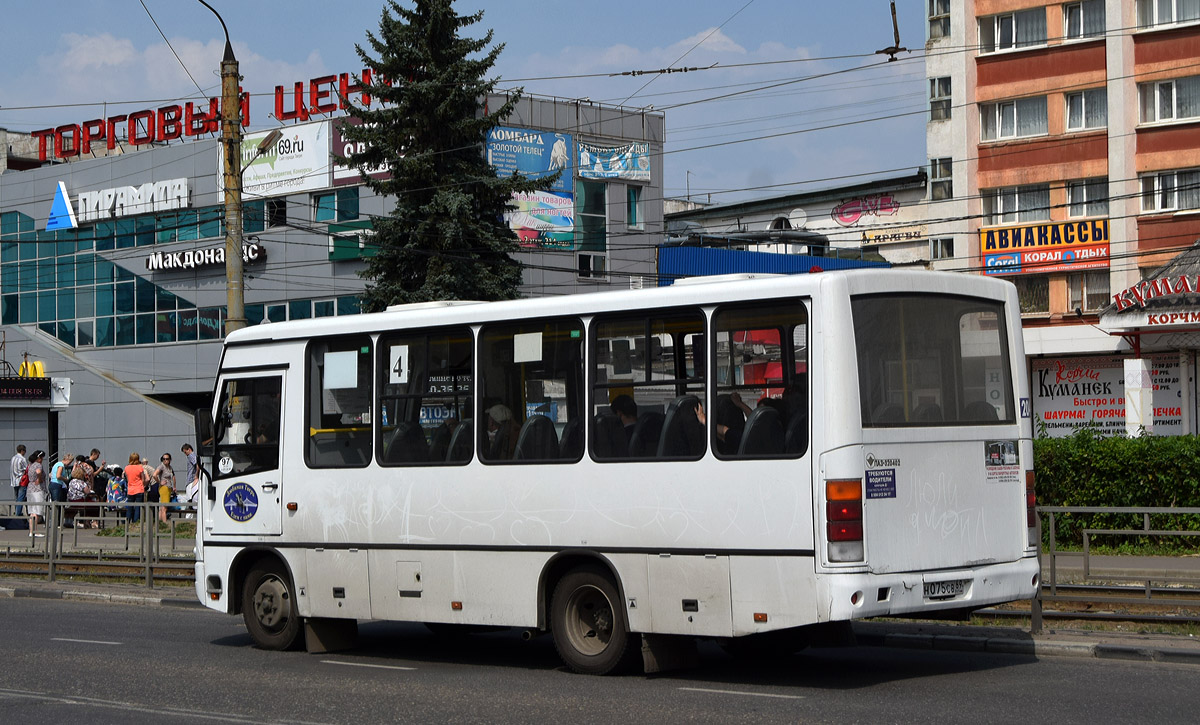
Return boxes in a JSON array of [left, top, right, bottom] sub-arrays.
[[657, 246, 889, 286]]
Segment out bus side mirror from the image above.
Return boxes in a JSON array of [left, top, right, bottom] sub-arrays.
[[194, 408, 215, 458]]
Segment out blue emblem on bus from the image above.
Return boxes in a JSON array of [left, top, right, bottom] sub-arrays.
[[223, 482, 259, 522]]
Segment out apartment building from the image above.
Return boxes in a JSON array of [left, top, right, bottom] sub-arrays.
[[925, 0, 1200, 434]]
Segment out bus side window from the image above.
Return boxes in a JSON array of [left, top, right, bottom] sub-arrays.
[[591, 308, 705, 461], [479, 317, 584, 464], [306, 335, 373, 468], [377, 327, 473, 466], [712, 299, 808, 459]]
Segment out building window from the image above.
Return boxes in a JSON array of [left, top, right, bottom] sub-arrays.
[[577, 252, 608, 281], [980, 97, 1048, 141], [314, 187, 360, 222], [1069, 271, 1110, 313], [930, 158, 953, 200], [576, 180, 607, 252], [244, 198, 288, 232], [979, 8, 1047, 53], [929, 0, 950, 38], [1066, 88, 1107, 130], [930, 77, 952, 120], [1141, 168, 1200, 212], [1012, 275, 1050, 314], [930, 238, 954, 260], [1137, 0, 1200, 28], [1064, 0, 1106, 39], [983, 184, 1051, 225], [1138, 76, 1200, 124], [1068, 178, 1109, 217], [626, 185, 644, 230]]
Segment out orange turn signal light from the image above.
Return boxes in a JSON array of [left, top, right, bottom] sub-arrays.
[[451, 601, 463, 611], [826, 479, 861, 501]]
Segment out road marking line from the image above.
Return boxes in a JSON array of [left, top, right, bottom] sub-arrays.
[[0, 687, 330, 724], [51, 637, 121, 645], [678, 687, 804, 700], [321, 660, 416, 671]]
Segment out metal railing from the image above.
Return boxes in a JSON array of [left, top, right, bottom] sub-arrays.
[[0, 499, 196, 588], [1033, 506, 1200, 633]]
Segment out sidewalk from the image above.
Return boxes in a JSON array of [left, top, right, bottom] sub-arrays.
[[2, 575, 1199, 666]]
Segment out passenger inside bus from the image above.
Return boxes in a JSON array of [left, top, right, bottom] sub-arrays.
[[610, 395, 638, 443], [486, 404, 520, 459]]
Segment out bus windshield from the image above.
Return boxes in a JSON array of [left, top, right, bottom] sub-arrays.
[[853, 293, 1014, 427]]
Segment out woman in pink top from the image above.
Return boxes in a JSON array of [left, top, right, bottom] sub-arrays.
[[124, 452, 149, 525]]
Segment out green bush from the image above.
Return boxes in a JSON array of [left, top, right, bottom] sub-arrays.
[[1034, 427, 1200, 551]]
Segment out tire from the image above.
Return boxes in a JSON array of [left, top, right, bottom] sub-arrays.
[[550, 566, 637, 675], [242, 559, 302, 651]]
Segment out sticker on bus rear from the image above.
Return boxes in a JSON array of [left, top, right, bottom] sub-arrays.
[[984, 440, 1020, 484], [865, 468, 896, 499]]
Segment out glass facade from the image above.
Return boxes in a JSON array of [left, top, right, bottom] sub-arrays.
[[0, 205, 362, 348]]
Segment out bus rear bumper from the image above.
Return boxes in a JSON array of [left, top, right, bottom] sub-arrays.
[[819, 556, 1040, 621]]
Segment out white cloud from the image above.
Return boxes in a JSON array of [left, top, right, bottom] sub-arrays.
[[668, 27, 747, 57], [59, 33, 138, 70], [19, 32, 329, 132]]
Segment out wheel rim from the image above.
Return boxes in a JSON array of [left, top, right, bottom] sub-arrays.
[[252, 574, 291, 632], [563, 583, 614, 657]]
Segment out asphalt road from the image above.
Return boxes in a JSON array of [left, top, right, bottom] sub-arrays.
[[2, 598, 1197, 724]]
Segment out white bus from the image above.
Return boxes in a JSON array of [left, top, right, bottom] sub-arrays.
[[193, 270, 1039, 674]]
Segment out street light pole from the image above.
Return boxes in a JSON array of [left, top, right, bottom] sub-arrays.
[[200, 0, 246, 335]]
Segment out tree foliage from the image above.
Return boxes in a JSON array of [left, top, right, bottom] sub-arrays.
[[1034, 427, 1200, 550], [341, 0, 551, 310]]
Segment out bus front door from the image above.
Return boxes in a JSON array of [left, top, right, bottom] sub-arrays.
[[208, 372, 285, 537]]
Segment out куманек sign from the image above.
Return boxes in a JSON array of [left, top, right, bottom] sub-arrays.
[[981, 218, 1109, 276]]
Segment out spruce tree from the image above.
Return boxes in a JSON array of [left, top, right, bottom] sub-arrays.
[[341, 0, 552, 310]]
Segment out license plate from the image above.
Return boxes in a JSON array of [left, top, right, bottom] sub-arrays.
[[923, 579, 967, 599]]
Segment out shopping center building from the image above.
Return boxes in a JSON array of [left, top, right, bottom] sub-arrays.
[[0, 90, 663, 459]]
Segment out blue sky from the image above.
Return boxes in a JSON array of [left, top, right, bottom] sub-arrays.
[[0, 1, 927, 203]]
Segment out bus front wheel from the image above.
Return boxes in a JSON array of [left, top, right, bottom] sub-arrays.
[[550, 567, 637, 675], [242, 560, 302, 651]]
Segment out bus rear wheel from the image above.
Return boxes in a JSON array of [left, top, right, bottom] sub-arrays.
[[550, 567, 637, 675], [242, 560, 302, 651]]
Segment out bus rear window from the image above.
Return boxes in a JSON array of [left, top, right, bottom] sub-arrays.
[[853, 294, 1014, 427]]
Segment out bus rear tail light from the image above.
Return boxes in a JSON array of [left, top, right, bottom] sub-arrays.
[[826, 479, 863, 562]]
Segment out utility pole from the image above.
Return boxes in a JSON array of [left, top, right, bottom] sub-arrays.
[[220, 40, 245, 334], [202, 0, 246, 335]]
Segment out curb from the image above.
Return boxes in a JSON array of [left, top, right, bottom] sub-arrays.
[[1, 584, 202, 609], [858, 626, 1200, 664]]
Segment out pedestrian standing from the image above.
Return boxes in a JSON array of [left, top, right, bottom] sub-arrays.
[[10, 444, 27, 516], [49, 451, 71, 500], [181, 443, 199, 503], [25, 450, 47, 535], [124, 452, 149, 525], [153, 453, 176, 523]]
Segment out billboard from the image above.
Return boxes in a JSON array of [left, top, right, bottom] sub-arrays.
[[486, 127, 572, 193], [507, 191, 574, 249], [331, 117, 391, 186], [239, 121, 330, 196], [1032, 354, 1183, 437], [981, 219, 1109, 276], [578, 141, 650, 182], [486, 126, 575, 248]]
